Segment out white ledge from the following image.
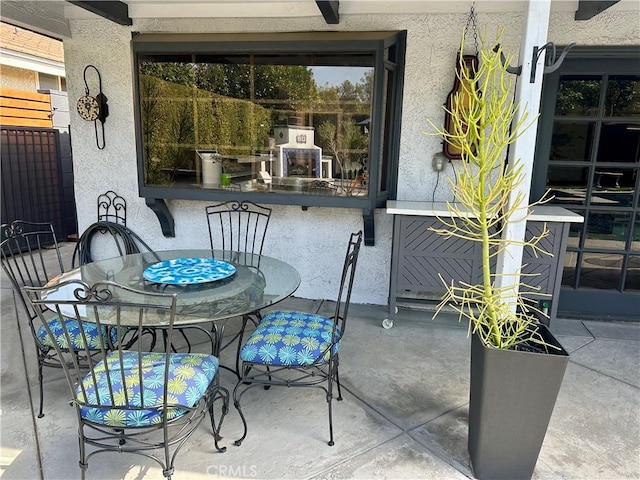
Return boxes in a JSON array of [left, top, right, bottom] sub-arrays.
[[386, 201, 584, 223]]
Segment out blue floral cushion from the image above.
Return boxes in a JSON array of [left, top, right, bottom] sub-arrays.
[[36, 316, 118, 350], [75, 351, 218, 427], [240, 311, 340, 366]]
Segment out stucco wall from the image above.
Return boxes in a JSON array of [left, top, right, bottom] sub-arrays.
[[63, 8, 639, 306]]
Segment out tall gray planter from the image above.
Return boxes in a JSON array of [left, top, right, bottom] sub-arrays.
[[468, 324, 569, 480]]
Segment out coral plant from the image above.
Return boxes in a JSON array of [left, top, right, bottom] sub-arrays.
[[428, 34, 553, 351]]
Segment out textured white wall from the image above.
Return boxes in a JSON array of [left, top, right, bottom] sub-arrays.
[[64, 9, 639, 306]]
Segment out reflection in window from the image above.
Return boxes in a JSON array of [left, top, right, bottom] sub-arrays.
[[625, 256, 640, 291], [584, 211, 630, 250], [566, 221, 583, 249], [579, 253, 623, 290], [550, 122, 594, 161], [561, 250, 578, 287], [597, 123, 640, 164], [605, 75, 640, 117], [556, 76, 601, 116], [138, 51, 374, 197], [546, 166, 589, 206], [592, 168, 636, 208]]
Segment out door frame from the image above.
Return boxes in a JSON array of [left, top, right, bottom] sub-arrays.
[[532, 46, 640, 321]]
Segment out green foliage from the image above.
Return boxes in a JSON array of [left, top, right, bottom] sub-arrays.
[[317, 119, 368, 194], [141, 61, 195, 86], [140, 58, 372, 188], [427, 33, 554, 351], [195, 64, 317, 112], [140, 75, 272, 184], [556, 79, 601, 116]]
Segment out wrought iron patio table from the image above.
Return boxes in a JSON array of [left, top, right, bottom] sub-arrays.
[[43, 249, 301, 362]]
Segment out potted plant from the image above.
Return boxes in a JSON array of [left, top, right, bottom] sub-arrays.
[[428, 34, 570, 480]]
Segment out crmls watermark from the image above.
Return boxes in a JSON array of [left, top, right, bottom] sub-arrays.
[[206, 465, 258, 478]]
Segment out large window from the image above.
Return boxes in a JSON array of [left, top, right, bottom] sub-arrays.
[[132, 32, 406, 212]]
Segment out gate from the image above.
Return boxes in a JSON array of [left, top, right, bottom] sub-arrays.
[[1, 126, 74, 240]]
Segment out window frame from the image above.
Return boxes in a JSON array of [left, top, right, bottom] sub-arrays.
[[131, 31, 406, 231]]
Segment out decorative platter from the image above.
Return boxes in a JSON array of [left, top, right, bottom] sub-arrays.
[[143, 257, 236, 285]]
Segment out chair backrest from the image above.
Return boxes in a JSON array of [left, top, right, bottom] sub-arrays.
[[205, 201, 272, 256], [329, 230, 363, 346], [72, 221, 157, 267], [24, 279, 182, 420], [1, 220, 65, 323], [97, 190, 127, 226]]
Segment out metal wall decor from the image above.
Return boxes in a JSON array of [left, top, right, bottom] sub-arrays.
[[76, 65, 109, 149]]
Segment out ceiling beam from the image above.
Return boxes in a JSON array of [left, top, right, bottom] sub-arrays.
[[67, 1, 132, 26], [575, 0, 620, 20], [316, 1, 339, 24]]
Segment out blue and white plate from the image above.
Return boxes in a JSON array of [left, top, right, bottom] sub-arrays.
[[143, 257, 236, 285]]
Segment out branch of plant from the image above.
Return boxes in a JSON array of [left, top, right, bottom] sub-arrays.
[[425, 32, 560, 351]]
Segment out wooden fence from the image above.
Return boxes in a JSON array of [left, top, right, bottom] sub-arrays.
[[0, 87, 53, 128]]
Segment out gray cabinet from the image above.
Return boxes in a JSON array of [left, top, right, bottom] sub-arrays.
[[388, 215, 571, 325]]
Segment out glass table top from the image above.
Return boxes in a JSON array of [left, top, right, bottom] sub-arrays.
[[48, 249, 301, 325]]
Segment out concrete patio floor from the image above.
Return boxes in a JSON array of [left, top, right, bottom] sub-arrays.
[[1, 242, 639, 479]]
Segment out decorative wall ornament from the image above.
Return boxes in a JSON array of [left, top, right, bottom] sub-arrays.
[[443, 3, 479, 160], [76, 65, 109, 149], [443, 55, 479, 160]]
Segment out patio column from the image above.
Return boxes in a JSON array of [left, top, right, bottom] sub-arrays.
[[494, 0, 551, 312]]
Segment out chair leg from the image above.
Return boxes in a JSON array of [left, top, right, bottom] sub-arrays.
[[327, 397, 335, 447], [209, 383, 229, 453], [234, 316, 250, 380], [78, 426, 88, 479], [232, 370, 251, 446], [162, 444, 174, 479], [326, 362, 340, 446], [235, 313, 261, 380], [37, 354, 45, 418], [162, 466, 174, 479], [161, 330, 180, 354], [177, 328, 192, 353], [148, 329, 158, 351]]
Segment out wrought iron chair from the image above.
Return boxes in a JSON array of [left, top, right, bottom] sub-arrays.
[[233, 230, 362, 446], [97, 190, 127, 226], [205, 200, 272, 257], [205, 200, 273, 376], [24, 279, 229, 479], [0, 220, 116, 418], [72, 190, 158, 267]]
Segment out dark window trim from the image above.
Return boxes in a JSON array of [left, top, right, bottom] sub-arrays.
[[533, 45, 640, 202], [533, 45, 640, 319], [131, 31, 406, 244]]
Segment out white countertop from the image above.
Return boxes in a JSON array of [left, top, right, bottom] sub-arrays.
[[386, 200, 584, 223]]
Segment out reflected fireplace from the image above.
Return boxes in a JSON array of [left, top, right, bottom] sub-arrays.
[[273, 121, 329, 178]]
